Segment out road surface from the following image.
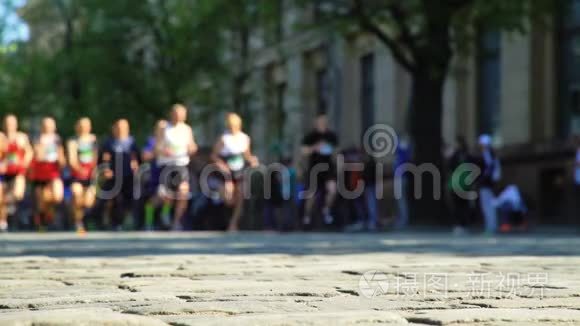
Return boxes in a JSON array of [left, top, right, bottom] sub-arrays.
[[1, 231, 580, 325]]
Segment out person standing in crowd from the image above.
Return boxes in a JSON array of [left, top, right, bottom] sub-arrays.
[[98, 119, 140, 230], [0, 115, 33, 232], [263, 157, 296, 231], [141, 119, 167, 230], [154, 105, 197, 231], [496, 184, 528, 232], [476, 134, 501, 234], [301, 113, 338, 226], [393, 136, 411, 229], [212, 112, 258, 232], [448, 136, 473, 235], [363, 151, 379, 231], [342, 147, 379, 232], [29, 117, 66, 231], [574, 136, 580, 222], [66, 117, 98, 234]]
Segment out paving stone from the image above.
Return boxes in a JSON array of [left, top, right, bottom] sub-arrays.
[[1, 232, 580, 325], [0, 307, 168, 325]]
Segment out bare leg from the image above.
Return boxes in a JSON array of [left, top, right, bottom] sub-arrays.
[[324, 180, 337, 213], [172, 182, 190, 230], [223, 180, 234, 206], [303, 196, 315, 225], [71, 182, 85, 231], [84, 185, 96, 209], [51, 179, 64, 204], [34, 186, 46, 228], [71, 183, 83, 222], [12, 175, 26, 202], [0, 183, 5, 231], [227, 183, 243, 232]]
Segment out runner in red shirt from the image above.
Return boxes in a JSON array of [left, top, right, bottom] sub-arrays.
[[0, 114, 33, 232], [67, 117, 98, 235], [29, 117, 66, 230]]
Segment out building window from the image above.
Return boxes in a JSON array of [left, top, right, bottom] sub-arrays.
[[558, 0, 580, 137], [360, 53, 375, 133], [477, 30, 501, 136], [316, 68, 328, 114]]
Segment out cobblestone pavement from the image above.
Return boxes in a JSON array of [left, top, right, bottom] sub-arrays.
[[1, 231, 580, 325]]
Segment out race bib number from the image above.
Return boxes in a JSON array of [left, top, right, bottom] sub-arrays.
[[78, 144, 93, 163], [319, 142, 333, 155], [227, 155, 245, 171], [170, 143, 187, 156], [45, 144, 58, 162], [6, 152, 18, 165]]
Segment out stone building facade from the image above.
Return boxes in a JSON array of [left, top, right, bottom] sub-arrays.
[[235, 2, 580, 225]]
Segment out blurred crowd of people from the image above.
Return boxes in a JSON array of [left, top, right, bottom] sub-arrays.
[[0, 105, 530, 235], [445, 135, 528, 235]]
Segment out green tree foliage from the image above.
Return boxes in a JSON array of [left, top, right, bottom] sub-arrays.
[[0, 0, 259, 140]]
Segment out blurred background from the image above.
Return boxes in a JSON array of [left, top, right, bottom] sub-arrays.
[[0, 0, 579, 226]]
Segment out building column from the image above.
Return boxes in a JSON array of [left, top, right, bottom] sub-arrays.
[[285, 55, 305, 160], [443, 69, 458, 145], [339, 37, 361, 148], [500, 32, 532, 146], [374, 43, 397, 128], [250, 67, 269, 161], [455, 56, 478, 146], [530, 22, 556, 142]]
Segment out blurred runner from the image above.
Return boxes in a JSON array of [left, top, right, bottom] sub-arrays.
[[476, 134, 501, 234], [393, 135, 411, 229], [154, 105, 197, 231], [301, 113, 338, 226], [141, 119, 167, 230], [99, 119, 140, 230], [67, 117, 98, 234], [0, 115, 32, 232], [448, 136, 474, 235], [29, 117, 66, 231], [212, 112, 258, 232]]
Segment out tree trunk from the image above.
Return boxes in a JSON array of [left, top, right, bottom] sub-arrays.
[[409, 68, 447, 224]]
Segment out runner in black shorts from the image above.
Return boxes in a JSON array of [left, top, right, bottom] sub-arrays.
[[301, 113, 338, 226], [99, 119, 140, 230], [142, 119, 167, 230], [212, 112, 258, 232]]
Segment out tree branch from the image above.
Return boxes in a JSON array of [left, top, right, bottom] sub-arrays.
[[386, 1, 417, 54], [351, 0, 416, 72]]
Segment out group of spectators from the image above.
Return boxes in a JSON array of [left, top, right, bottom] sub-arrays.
[[446, 135, 528, 235]]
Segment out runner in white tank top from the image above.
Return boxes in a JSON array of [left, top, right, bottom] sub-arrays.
[[212, 112, 258, 232], [219, 131, 250, 177], [157, 122, 193, 167], [154, 104, 197, 231]]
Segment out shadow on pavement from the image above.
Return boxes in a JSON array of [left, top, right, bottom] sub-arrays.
[[1, 230, 579, 258]]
